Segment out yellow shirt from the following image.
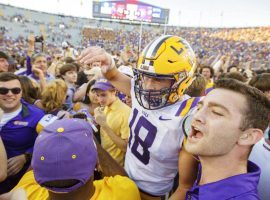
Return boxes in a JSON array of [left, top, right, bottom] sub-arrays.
[[205, 79, 214, 94], [13, 170, 141, 200], [206, 79, 214, 89], [101, 98, 131, 166]]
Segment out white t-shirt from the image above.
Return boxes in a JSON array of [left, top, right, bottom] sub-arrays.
[[249, 138, 270, 200], [124, 79, 201, 196], [0, 105, 22, 129]]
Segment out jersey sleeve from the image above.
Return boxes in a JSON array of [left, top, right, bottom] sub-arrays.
[[175, 97, 202, 117]]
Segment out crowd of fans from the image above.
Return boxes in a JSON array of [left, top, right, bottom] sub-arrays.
[[0, 3, 269, 200]]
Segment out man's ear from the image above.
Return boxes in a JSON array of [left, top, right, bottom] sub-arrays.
[[238, 128, 263, 146]]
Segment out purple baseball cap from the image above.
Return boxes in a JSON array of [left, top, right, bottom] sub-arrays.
[[91, 78, 114, 91], [32, 118, 97, 193]]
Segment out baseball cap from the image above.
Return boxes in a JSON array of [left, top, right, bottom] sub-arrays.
[[91, 78, 114, 91], [62, 41, 68, 48], [32, 118, 97, 193]]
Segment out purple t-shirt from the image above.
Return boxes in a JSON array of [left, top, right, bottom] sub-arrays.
[[186, 161, 261, 200]]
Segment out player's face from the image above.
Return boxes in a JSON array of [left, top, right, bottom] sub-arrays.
[[141, 75, 172, 91], [95, 89, 116, 107], [185, 88, 246, 157], [201, 68, 211, 80], [0, 79, 22, 113]]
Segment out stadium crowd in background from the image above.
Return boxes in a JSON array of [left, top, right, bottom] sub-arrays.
[[0, 3, 269, 200]]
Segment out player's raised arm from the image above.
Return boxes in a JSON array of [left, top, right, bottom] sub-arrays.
[[78, 46, 131, 96]]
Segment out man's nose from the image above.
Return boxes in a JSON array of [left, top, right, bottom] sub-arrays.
[[193, 107, 206, 124]]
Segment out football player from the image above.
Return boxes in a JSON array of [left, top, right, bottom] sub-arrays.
[[78, 35, 201, 200]]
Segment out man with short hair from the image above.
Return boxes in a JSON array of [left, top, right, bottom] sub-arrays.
[[27, 53, 55, 92], [0, 72, 44, 193], [92, 78, 131, 166], [248, 73, 270, 200], [0, 51, 9, 73], [10, 118, 141, 200], [184, 79, 270, 200]]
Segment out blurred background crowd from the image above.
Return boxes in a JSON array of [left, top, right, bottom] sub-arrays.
[[0, 3, 269, 77]]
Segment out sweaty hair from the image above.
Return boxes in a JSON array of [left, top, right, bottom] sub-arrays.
[[249, 73, 270, 92], [41, 79, 67, 113], [215, 78, 270, 132]]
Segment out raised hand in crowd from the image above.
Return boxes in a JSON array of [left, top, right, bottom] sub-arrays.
[[31, 65, 46, 90], [78, 46, 115, 74], [78, 46, 131, 96]]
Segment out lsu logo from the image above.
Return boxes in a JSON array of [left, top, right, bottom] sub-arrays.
[[13, 121, 29, 126], [140, 64, 149, 71]]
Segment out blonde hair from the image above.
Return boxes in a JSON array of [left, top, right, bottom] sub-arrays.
[[41, 79, 67, 113], [184, 74, 206, 97]]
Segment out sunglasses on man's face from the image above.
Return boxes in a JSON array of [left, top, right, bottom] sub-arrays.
[[0, 87, 22, 95]]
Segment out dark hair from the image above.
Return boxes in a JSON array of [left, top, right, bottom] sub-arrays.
[[249, 73, 270, 92], [19, 76, 41, 104], [215, 78, 270, 132], [64, 57, 75, 64], [59, 64, 77, 76], [223, 72, 247, 82], [199, 66, 214, 78], [0, 51, 9, 60], [72, 62, 81, 72], [83, 79, 96, 104], [0, 72, 20, 82]]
